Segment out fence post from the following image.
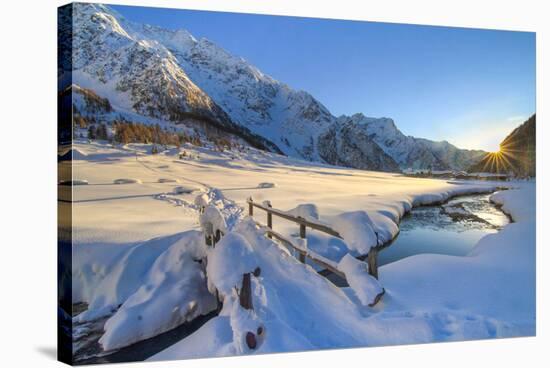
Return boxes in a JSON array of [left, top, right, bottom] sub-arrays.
[[248, 199, 253, 217], [239, 273, 259, 350], [214, 229, 222, 245], [239, 273, 253, 310], [266, 202, 273, 239], [367, 249, 378, 279], [299, 222, 306, 263]]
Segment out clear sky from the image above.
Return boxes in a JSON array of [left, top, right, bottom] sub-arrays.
[[112, 4, 536, 152]]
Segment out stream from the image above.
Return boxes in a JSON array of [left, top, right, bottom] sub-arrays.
[[378, 193, 509, 266]]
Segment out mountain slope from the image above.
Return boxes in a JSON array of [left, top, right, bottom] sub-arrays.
[[135, 19, 336, 161], [338, 114, 486, 171], [468, 115, 536, 176], [71, 3, 281, 153], [318, 119, 401, 172]]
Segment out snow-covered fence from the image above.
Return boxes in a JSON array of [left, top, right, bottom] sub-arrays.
[[246, 197, 381, 281], [237, 271, 264, 350], [206, 232, 266, 351], [246, 197, 342, 239], [248, 198, 385, 306], [199, 205, 227, 247]]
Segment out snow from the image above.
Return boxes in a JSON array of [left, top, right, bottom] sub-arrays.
[[58, 147, 88, 161], [74, 232, 204, 322], [157, 178, 178, 183], [205, 232, 257, 296], [285, 203, 320, 222], [173, 186, 194, 194], [66, 140, 534, 361], [199, 205, 227, 236], [490, 187, 535, 223], [193, 193, 210, 209], [59, 179, 89, 186], [442, 203, 469, 215], [337, 254, 383, 307], [257, 182, 276, 189], [98, 231, 217, 351], [152, 180, 534, 359], [113, 178, 142, 184], [329, 211, 379, 254]]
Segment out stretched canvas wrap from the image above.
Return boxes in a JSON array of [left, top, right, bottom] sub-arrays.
[[58, 2, 536, 365]]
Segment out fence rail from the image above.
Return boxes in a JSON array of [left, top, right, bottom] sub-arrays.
[[246, 197, 381, 279], [247, 198, 342, 239], [254, 221, 347, 280]]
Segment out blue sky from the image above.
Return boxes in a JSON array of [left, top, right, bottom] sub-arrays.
[[112, 4, 535, 152]]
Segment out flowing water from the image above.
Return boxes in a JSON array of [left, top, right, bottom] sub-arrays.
[[378, 193, 509, 266]]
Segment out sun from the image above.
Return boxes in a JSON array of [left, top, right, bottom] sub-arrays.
[[479, 145, 515, 174]]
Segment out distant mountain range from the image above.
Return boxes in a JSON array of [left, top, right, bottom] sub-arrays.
[[468, 115, 536, 177], [64, 3, 493, 172]]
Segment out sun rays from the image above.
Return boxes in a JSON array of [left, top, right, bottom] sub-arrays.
[[479, 137, 529, 175]]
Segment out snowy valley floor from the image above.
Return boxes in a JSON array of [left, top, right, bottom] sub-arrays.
[[60, 141, 536, 362]]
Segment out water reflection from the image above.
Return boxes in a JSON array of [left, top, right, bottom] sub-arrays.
[[378, 194, 509, 266]]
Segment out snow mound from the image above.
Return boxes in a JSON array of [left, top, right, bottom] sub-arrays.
[[58, 147, 88, 161], [490, 187, 535, 223], [285, 203, 320, 221], [202, 188, 244, 230], [158, 178, 179, 183], [59, 179, 89, 186], [74, 232, 208, 322], [442, 203, 469, 216], [173, 186, 194, 194], [338, 254, 383, 307], [329, 211, 378, 255], [206, 232, 258, 296], [113, 178, 142, 184], [194, 193, 210, 209], [99, 232, 217, 351], [200, 205, 227, 236]]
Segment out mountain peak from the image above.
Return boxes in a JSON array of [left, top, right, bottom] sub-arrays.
[[71, 3, 486, 172]]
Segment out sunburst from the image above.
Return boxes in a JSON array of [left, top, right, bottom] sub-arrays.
[[480, 144, 519, 174]]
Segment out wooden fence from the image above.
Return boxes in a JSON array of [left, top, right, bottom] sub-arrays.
[[201, 198, 386, 342], [246, 197, 380, 279]]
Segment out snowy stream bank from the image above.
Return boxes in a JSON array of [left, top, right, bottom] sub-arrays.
[[66, 142, 534, 362]]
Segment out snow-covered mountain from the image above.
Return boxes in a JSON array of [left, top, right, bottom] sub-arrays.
[[318, 118, 401, 172], [338, 114, 486, 171], [68, 3, 485, 172], [70, 3, 280, 153]]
